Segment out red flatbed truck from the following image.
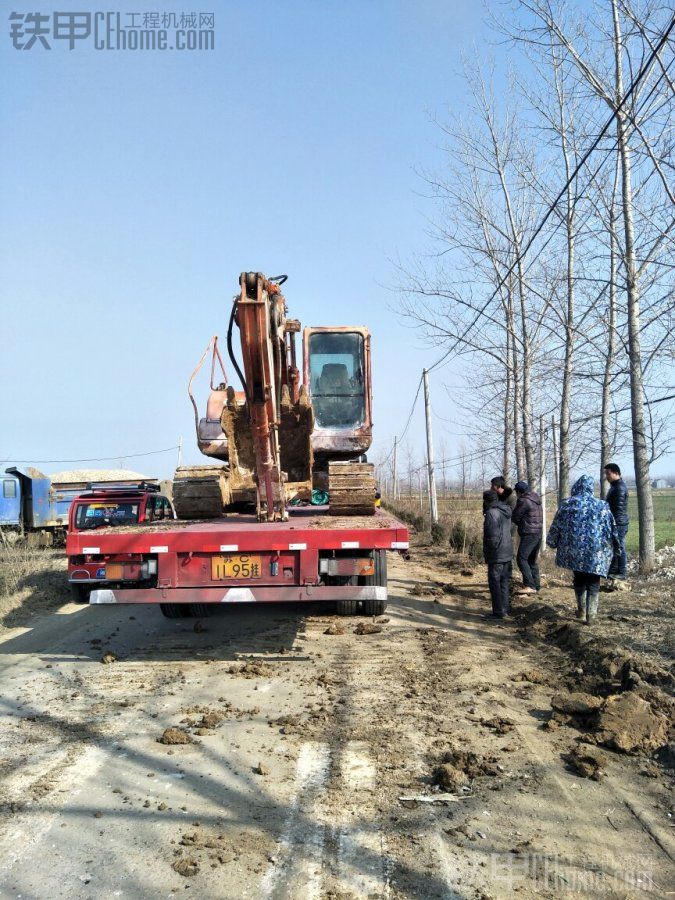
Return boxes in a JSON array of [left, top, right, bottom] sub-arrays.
[[67, 491, 409, 618]]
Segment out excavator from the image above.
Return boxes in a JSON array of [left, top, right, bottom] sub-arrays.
[[173, 272, 376, 522]]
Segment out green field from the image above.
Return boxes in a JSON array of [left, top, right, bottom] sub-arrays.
[[625, 490, 675, 554]]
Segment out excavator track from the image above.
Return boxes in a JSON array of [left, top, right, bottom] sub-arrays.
[[172, 465, 231, 520], [328, 461, 376, 516]]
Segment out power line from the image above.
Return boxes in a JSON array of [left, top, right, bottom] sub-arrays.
[[423, 13, 675, 375], [569, 392, 675, 426], [7, 446, 180, 465], [377, 373, 424, 469]]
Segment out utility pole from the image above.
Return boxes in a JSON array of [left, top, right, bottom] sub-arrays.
[[392, 436, 398, 501], [422, 369, 439, 524], [539, 416, 547, 552], [177, 435, 183, 469]]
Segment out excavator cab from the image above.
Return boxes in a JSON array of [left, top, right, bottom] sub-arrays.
[[304, 326, 373, 460]]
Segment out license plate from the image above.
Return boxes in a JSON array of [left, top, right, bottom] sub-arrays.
[[211, 555, 262, 580], [106, 563, 123, 580]]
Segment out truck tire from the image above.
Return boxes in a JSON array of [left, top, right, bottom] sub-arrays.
[[70, 584, 91, 604], [187, 603, 216, 617], [160, 603, 188, 619], [336, 599, 359, 616], [363, 550, 387, 616]]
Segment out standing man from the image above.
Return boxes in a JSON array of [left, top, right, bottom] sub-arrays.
[[604, 463, 629, 582], [512, 481, 543, 595], [491, 476, 517, 559], [490, 476, 516, 512], [482, 489, 513, 619]]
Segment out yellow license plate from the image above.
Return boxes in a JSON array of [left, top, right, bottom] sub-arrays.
[[106, 563, 123, 580], [211, 555, 262, 580]]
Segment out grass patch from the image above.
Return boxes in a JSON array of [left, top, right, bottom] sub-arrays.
[[625, 491, 675, 553]]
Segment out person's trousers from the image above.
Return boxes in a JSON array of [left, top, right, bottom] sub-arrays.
[[609, 524, 628, 577], [517, 534, 541, 590], [573, 570, 600, 618], [488, 561, 512, 617]]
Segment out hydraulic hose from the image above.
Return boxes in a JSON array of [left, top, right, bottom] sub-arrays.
[[227, 300, 250, 406]]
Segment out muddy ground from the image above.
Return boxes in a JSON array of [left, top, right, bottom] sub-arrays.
[[0, 543, 673, 898]]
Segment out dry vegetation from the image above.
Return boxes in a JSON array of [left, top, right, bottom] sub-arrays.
[[0, 534, 69, 630]]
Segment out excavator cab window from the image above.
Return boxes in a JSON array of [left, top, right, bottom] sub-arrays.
[[308, 332, 365, 428]]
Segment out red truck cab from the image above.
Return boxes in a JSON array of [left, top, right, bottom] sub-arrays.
[[67, 485, 175, 602]]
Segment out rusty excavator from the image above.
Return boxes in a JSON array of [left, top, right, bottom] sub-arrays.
[[173, 272, 376, 522]]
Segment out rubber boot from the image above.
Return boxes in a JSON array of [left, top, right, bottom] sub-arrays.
[[585, 589, 599, 625], [574, 589, 587, 622]]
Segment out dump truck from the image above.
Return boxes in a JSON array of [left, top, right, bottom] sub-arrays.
[[66, 272, 408, 615], [1, 467, 158, 544]]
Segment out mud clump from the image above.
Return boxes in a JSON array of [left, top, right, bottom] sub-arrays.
[[354, 623, 382, 635], [566, 743, 607, 780], [198, 710, 225, 730], [158, 727, 193, 746], [172, 857, 199, 877], [481, 716, 515, 735], [434, 763, 468, 792], [410, 582, 445, 597], [177, 828, 240, 867], [513, 669, 549, 685], [434, 745, 501, 790], [228, 661, 274, 679], [101, 652, 117, 664], [324, 623, 345, 635], [551, 692, 603, 716], [594, 693, 668, 754]]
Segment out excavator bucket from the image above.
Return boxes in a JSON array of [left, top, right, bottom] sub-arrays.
[[220, 384, 314, 506]]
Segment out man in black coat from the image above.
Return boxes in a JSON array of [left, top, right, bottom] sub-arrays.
[[482, 490, 513, 619], [512, 481, 543, 595], [491, 476, 517, 559], [604, 462, 629, 580]]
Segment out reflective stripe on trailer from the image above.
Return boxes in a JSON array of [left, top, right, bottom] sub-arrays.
[[89, 585, 387, 605]]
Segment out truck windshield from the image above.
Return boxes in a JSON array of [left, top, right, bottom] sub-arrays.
[[309, 332, 365, 428], [75, 501, 140, 530]]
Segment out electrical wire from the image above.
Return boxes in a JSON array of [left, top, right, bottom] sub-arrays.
[[7, 446, 180, 465], [421, 13, 675, 376]]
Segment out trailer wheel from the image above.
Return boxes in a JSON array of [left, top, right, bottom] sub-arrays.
[[362, 550, 387, 616], [160, 603, 188, 619], [70, 584, 91, 604], [336, 599, 359, 616], [187, 603, 216, 617]]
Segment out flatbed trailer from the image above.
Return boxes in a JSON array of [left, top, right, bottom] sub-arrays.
[[66, 506, 409, 616]]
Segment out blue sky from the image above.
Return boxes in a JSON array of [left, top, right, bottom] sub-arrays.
[[1, 1, 669, 482]]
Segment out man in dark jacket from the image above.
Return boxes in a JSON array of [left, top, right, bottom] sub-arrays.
[[491, 476, 517, 559], [604, 463, 629, 580], [482, 490, 513, 619], [512, 481, 543, 594]]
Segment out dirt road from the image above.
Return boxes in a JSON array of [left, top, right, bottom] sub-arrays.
[[0, 551, 673, 898]]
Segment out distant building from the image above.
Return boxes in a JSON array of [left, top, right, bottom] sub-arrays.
[[652, 477, 670, 490]]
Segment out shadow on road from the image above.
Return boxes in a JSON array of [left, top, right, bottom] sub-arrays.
[[0, 600, 322, 664]]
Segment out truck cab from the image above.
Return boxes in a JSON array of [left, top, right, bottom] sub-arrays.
[[67, 485, 175, 602]]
